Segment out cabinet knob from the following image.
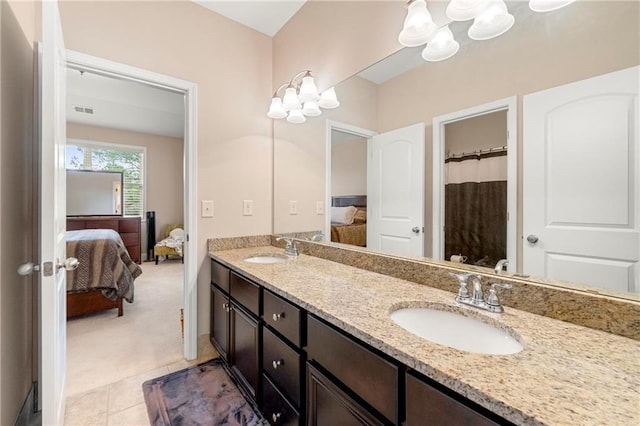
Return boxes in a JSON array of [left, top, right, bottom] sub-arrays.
[[272, 312, 285, 321], [272, 359, 284, 369], [222, 302, 231, 312], [271, 412, 282, 423]]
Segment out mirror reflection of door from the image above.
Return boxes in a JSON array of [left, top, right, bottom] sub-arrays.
[[444, 111, 507, 267], [330, 129, 368, 248]]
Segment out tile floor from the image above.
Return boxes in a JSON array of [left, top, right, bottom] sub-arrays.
[[64, 335, 218, 425]]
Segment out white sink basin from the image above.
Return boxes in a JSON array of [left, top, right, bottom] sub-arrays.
[[390, 307, 523, 355], [244, 255, 287, 264]]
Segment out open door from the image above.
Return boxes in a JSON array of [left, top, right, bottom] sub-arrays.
[[367, 123, 425, 257], [523, 66, 639, 293], [40, 1, 70, 423]]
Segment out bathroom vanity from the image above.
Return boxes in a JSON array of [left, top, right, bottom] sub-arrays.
[[209, 245, 639, 425]]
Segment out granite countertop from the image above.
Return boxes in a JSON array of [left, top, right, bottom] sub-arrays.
[[209, 246, 640, 426]]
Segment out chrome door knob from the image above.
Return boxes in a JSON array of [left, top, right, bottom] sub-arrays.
[[526, 234, 539, 244], [57, 257, 79, 271], [411, 226, 420, 234]]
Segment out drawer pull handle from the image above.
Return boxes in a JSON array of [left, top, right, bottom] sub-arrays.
[[272, 359, 284, 369], [271, 412, 282, 423], [272, 312, 285, 321]]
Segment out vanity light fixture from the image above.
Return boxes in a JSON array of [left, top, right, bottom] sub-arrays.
[[422, 26, 460, 62], [401, 0, 574, 62], [468, 0, 515, 41], [267, 70, 339, 124]]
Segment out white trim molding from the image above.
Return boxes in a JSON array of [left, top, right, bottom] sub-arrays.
[[432, 96, 517, 272], [66, 50, 199, 360]]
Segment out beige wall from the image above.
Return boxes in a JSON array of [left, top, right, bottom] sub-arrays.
[[445, 110, 507, 154], [67, 123, 184, 256], [58, 0, 273, 336], [273, 75, 378, 233], [0, 0, 37, 423], [331, 136, 367, 196], [273, 0, 405, 92]]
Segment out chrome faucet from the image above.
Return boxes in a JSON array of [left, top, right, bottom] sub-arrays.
[[450, 272, 511, 313], [276, 237, 299, 256], [494, 259, 509, 274], [309, 233, 324, 242]]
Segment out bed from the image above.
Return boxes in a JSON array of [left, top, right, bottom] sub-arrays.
[[66, 229, 142, 318], [330, 195, 367, 247]]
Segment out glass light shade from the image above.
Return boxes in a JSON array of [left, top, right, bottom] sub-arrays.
[[286, 108, 306, 124], [302, 100, 322, 117], [468, 1, 514, 41], [398, 0, 438, 47], [267, 97, 287, 119], [421, 26, 460, 62], [298, 75, 320, 102], [446, 0, 492, 21], [529, 0, 576, 12], [282, 86, 301, 111], [318, 87, 340, 109]]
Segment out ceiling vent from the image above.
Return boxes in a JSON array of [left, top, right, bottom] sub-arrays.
[[73, 105, 94, 114]]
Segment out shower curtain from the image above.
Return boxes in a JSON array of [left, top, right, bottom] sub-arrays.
[[444, 151, 507, 267]]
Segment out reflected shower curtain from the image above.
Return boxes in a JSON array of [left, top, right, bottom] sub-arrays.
[[444, 151, 507, 267]]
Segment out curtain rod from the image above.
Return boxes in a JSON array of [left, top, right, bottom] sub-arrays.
[[446, 145, 507, 159]]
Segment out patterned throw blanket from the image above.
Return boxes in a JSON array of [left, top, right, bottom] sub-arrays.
[[66, 229, 142, 303]]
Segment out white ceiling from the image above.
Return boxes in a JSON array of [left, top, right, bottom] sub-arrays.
[[194, 0, 306, 36], [66, 69, 185, 138]]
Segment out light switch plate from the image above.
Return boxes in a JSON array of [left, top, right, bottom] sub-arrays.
[[316, 201, 324, 215], [289, 200, 298, 215], [202, 200, 214, 218], [243, 200, 253, 216]]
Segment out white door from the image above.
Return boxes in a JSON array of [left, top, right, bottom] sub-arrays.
[[523, 66, 639, 293], [40, 1, 68, 424], [367, 123, 425, 257]]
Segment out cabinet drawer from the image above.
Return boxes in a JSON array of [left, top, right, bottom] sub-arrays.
[[264, 290, 303, 347], [307, 316, 399, 424], [211, 260, 230, 293], [118, 218, 139, 233], [230, 272, 261, 316], [262, 374, 299, 426], [120, 232, 139, 246], [406, 371, 502, 426], [263, 327, 302, 407]]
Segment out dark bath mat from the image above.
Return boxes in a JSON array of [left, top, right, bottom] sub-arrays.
[[142, 358, 268, 425]]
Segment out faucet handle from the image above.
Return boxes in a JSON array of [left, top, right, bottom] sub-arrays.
[[450, 272, 473, 300], [487, 282, 512, 307]]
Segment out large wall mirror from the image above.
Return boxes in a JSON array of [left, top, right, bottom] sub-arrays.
[[67, 169, 123, 216], [273, 1, 639, 299]]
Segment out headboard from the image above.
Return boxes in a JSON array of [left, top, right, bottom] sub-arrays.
[[331, 195, 367, 208]]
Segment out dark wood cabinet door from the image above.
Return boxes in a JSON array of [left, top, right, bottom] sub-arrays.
[[306, 362, 384, 426], [230, 302, 260, 396], [210, 284, 229, 360], [406, 371, 503, 426]]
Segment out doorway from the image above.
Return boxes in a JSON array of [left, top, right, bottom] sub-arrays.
[[432, 97, 517, 271], [65, 50, 198, 361]]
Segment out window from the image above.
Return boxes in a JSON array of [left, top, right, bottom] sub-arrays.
[[66, 143, 145, 216]]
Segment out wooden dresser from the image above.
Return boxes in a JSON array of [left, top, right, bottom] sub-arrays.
[[67, 216, 142, 263]]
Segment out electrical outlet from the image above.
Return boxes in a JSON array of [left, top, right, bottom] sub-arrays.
[[316, 201, 324, 215], [202, 200, 214, 218], [289, 200, 298, 215], [243, 200, 253, 216]]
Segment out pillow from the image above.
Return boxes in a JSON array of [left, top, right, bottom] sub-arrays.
[[353, 208, 367, 224], [331, 206, 358, 225], [169, 227, 185, 240]]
